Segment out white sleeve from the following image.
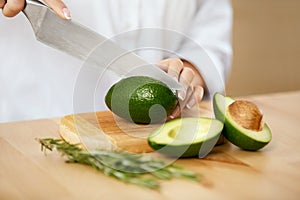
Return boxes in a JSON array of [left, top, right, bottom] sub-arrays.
[[177, 0, 233, 97]]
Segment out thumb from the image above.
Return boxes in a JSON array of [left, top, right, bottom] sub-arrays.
[[1, 0, 25, 17], [44, 0, 71, 19]]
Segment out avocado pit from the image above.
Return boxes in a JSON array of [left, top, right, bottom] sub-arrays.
[[228, 100, 263, 131], [213, 93, 272, 151]]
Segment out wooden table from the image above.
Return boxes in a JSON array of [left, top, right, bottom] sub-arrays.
[[1, 91, 300, 200]]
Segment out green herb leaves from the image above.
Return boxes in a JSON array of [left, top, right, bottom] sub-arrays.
[[38, 138, 200, 190]]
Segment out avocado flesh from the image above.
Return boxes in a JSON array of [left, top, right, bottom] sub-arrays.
[[213, 94, 234, 122], [148, 118, 223, 158], [213, 93, 272, 151]]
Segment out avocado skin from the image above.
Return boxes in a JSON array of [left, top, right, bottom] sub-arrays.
[[213, 93, 272, 151], [213, 93, 233, 136], [213, 93, 226, 123], [105, 76, 178, 124], [147, 117, 223, 158], [148, 134, 220, 158], [223, 120, 271, 151]]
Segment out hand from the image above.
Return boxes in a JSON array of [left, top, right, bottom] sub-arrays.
[[158, 58, 206, 119], [0, 0, 71, 19]]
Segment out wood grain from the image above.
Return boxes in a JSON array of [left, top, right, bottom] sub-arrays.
[[1, 91, 300, 200], [59, 111, 158, 153], [59, 100, 216, 153]]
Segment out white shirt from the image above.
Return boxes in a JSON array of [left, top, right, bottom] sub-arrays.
[[0, 0, 232, 122]]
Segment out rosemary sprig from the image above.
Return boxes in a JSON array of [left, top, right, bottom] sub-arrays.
[[38, 138, 200, 190]]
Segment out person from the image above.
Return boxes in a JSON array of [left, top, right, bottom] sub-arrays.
[[0, 0, 232, 123]]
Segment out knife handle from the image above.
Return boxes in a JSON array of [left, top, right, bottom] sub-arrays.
[[24, 0, 46, 8]]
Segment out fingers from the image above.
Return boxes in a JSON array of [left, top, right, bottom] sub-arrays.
[[158, 58, 195, 100], [167, 59, 184, 79], [0, 0, 5, 9], [169, 86, 195, 119], [1, 0, 71, 19], [177, 67, 195, 100], [44, 0, 71, 19], [157, 60, 169, 72], [158, 58, 206, 118], [167, 105, 181, 120], [168, 85, 203, 120], [158, 58, 184, 79], [186, 86, 204, 109], [2, 0, 25, 17]]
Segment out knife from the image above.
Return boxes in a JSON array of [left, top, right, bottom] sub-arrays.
[[22, 0, 183, 90]]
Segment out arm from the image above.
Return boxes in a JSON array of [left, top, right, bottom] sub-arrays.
[[0, 0, 71, 19]]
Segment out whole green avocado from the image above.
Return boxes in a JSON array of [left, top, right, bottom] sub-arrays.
[[105, 76, 178, 124]]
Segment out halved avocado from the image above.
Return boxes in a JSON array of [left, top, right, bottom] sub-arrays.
[[148, 117, 224, 158], [213, 93, 272, 151]]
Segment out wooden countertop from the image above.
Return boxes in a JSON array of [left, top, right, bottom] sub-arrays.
[[1, 91, 300, 200]]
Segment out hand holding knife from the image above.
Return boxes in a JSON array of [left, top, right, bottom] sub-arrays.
[[2, 0, 206, 115]]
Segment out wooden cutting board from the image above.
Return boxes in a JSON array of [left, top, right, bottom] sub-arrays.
[[1, 91, 300, 200], [60, 111, 158, 153], [59, 101, 218, 153]]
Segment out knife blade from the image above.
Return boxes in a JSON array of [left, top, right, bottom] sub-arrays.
[[22, 0, 183, 90]]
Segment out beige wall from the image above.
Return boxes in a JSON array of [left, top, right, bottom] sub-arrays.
[[226, 0, 300, 96]]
